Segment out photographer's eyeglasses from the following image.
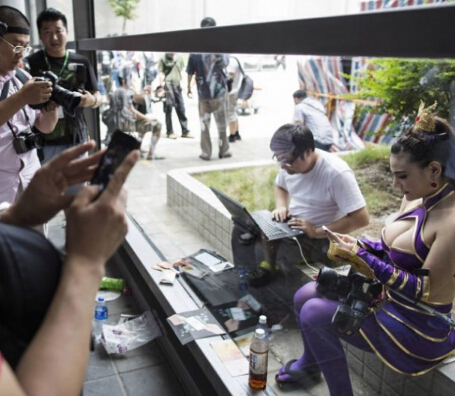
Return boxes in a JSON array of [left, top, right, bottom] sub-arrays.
[[0, 36, 32, 54]]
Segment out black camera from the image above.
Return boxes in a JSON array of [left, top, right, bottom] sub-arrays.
[[13, 127, 45, 154], [316, 267, 382, 336], [30, 71, 82, 114]]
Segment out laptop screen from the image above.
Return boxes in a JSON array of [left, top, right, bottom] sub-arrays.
[[210, 187, 257, 231]]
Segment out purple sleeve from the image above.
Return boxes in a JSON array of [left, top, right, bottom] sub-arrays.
[[359, 237, 384, 255], [355, 246, 429, 301]]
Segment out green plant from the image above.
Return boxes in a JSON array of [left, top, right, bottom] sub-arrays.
[[349, 58, 455, 130], [108, 0, 140, 34]]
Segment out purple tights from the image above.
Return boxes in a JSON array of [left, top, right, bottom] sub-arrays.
[[277, 281, 373, 396]]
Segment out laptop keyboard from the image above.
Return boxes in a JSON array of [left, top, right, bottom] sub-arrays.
[[253, 215, 286, 237]]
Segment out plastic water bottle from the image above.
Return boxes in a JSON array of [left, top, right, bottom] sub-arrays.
[[238, 268, 249, 292], [256, 315, 269, 340], [248, 328, 269, 390], [93, 296, 108, 343]]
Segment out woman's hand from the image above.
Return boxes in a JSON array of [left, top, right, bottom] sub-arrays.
[[324, 226, 357, 252]]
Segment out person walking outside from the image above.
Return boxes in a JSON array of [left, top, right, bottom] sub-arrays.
[[158, 52, 191, 139], [186, 17, 231, 160]]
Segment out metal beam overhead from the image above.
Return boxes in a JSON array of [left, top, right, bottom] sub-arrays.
[[75, 5, 455, 59]]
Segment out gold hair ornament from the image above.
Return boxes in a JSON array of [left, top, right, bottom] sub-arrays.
[[415, 100, 437, 132]]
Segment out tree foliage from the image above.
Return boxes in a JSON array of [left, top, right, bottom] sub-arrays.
[[108, 0, 140, 34], [350, 58, 455, 129]]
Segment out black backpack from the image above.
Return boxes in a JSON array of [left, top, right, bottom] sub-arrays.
[[234, 57, 254, 101]]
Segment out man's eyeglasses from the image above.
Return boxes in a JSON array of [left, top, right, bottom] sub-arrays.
[[272, 153, 295, 168], [0, 36, 32, 54]]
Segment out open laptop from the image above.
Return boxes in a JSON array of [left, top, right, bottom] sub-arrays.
[[210, 187, 303, 241]]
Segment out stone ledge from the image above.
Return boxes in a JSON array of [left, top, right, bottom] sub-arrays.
[[166, 160, 455, 396], [167, 160, 274, 262]]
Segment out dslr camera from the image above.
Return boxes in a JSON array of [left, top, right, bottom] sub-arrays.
[[13, 126, 45, 154], [316, 267, 382, 335], [30, 70, 82, 113]]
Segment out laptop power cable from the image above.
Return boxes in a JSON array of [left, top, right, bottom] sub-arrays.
[[292, 237, 320, 274]]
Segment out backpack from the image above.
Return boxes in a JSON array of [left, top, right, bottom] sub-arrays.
[[102, 88, 135, 133], [234, 57, 254, 101]]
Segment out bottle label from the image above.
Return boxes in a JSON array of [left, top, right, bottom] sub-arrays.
[[249, 350, 268, 375], [95, 306, 108, 320]]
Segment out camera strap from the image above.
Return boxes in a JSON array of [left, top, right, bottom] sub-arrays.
[[1, 76, 33, 138], [0, 80, 17, 137], [44, 51, 69, 77]]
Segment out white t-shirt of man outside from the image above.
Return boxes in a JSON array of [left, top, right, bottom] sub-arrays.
[[293, 97, 334, 146], [275, 150, 366, 227]]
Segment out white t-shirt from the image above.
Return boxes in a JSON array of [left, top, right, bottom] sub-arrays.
[[275, 150, 366, 226], [293, 97, 334, 145]]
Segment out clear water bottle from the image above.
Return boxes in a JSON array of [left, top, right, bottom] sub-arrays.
[[93, 296, 108, 343], [256, 315, 269, 340], [238, 268, 249, 292], [248, 328, 269, 390]]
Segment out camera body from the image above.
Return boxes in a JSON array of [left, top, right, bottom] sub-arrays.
[[30, 70, 82, 113], [13, 127, 45, 154], [317, 267, 382, 335]]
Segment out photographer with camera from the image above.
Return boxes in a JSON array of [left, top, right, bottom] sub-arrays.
[[0, 6, 58, 205], [275, 103, 455, 396], [26, 7, 101, 194]]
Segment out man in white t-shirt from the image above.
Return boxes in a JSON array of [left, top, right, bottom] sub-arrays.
[[232, 124, 369, 285], [293, 89, 334, 152]]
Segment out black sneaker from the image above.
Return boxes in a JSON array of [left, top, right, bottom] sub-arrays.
[[228, 134, 236, 143], [234, 131, 241, 141]]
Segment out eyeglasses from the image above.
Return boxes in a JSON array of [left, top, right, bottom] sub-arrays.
[[0, 36, 32, 54], [272, 153, 295, 168]]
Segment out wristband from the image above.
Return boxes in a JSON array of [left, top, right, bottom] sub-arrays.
[[92, 95, 99, 108]]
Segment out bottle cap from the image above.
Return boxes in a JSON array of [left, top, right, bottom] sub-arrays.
[[97, 296, 105, 302], [255, 328, 265, 339], [259, 315, 267, 324]]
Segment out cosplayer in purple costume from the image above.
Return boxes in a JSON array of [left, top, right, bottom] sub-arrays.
[[276, 102, 455, 396]]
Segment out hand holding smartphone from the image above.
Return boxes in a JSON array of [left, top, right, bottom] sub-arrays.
[[91, 130, 141, 197]]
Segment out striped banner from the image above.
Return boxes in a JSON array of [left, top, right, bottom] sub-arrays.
[[354, 0, 447, 142]]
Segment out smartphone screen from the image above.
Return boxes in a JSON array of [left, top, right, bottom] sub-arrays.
[[91, 130, 141, 195]]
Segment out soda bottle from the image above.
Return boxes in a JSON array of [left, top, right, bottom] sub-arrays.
[[93, 296, 108, 343], [99, 277, 125, 291], [248, 328, 269, 390]]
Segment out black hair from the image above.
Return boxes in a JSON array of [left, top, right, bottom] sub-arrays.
[[391, 116, 453, 169], [270, 124, 315, 159], [293, 89, 307, 100], [0, 6, 30, 35], [37, 7, 67, 31], [201, 17, 216, 28]]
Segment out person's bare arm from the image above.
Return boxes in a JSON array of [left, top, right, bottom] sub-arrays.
[[272, 186, 290, 221], [33, 106, 58, 133], [187, 74, 193, 98], [78, 90, 102, 109], [2, 150, 139, 396], [289, 206, 369, 239]]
